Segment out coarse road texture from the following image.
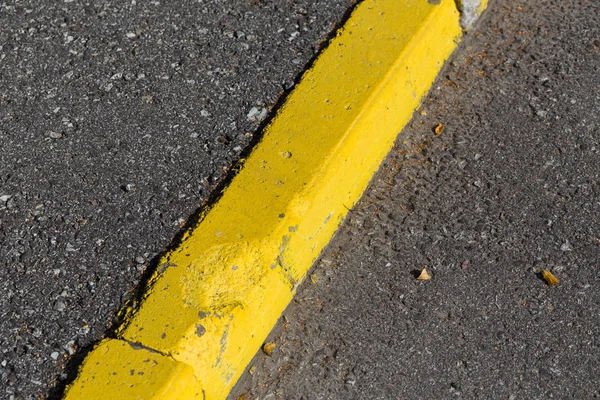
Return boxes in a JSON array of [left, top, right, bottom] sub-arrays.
[[0, 1, 357, 398], [230, 0, 600, 399]]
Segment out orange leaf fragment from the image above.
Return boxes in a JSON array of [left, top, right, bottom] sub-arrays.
[[541, 270, 559, 286], [434, 123, 444, 135], [262, 342, 276, 356], [417, 268, 432, 281]]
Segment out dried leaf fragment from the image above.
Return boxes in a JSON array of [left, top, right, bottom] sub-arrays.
[[541, 270, 559, 286], [262, 342, 276, 356], [417, 268, 432, 281], [434, 123, 444, 135]]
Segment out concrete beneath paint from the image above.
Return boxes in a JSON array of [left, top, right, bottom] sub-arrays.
[[456, 0, 486, 29]]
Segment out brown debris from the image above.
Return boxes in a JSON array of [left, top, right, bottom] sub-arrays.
[[262, 342, 276, 356], [417, 268, 432, 281], [541, 270, 560, 286]]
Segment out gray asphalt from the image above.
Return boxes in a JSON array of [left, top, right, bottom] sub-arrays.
[[230, 0, 600, 398], [0, 1, 357, 398]]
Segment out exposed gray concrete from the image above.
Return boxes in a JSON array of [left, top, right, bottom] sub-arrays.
[[230, 0, 600, 398], [455, 0, 485, 29]]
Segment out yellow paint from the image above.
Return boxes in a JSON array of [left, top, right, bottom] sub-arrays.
[[478, 0, 489, 16], [64, 0, 462, 398], [63, 339, 204, 400]]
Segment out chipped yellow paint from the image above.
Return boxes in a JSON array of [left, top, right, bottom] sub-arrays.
[[478, 0, 489, 17], [64, 0, 462, 398]]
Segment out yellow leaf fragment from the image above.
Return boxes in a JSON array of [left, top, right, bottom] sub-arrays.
[[417, 268, 432, 281], [262, 342, 276, 356], [541, 270, 559, 286], [434, 123, 444, 135]]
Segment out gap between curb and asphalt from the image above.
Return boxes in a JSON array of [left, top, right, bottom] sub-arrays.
[[62, 0, 487, 398]]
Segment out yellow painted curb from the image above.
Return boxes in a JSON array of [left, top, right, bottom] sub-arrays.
[[64, 0, 465, 398], [64, 339, 204, 399]]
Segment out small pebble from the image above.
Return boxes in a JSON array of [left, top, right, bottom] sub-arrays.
[[247, 107, 259, 120], [63, 341, 77, 355], [48, 131, 63, 139], [560, 241, 572, 251], [247, 107, 268, 122], [262, 342, 276, 356], [54, 300, 67, 312]]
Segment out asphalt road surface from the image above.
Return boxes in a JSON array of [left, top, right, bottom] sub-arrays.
[[230, 0, 600, 398], [0, 1, 357, 398]]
